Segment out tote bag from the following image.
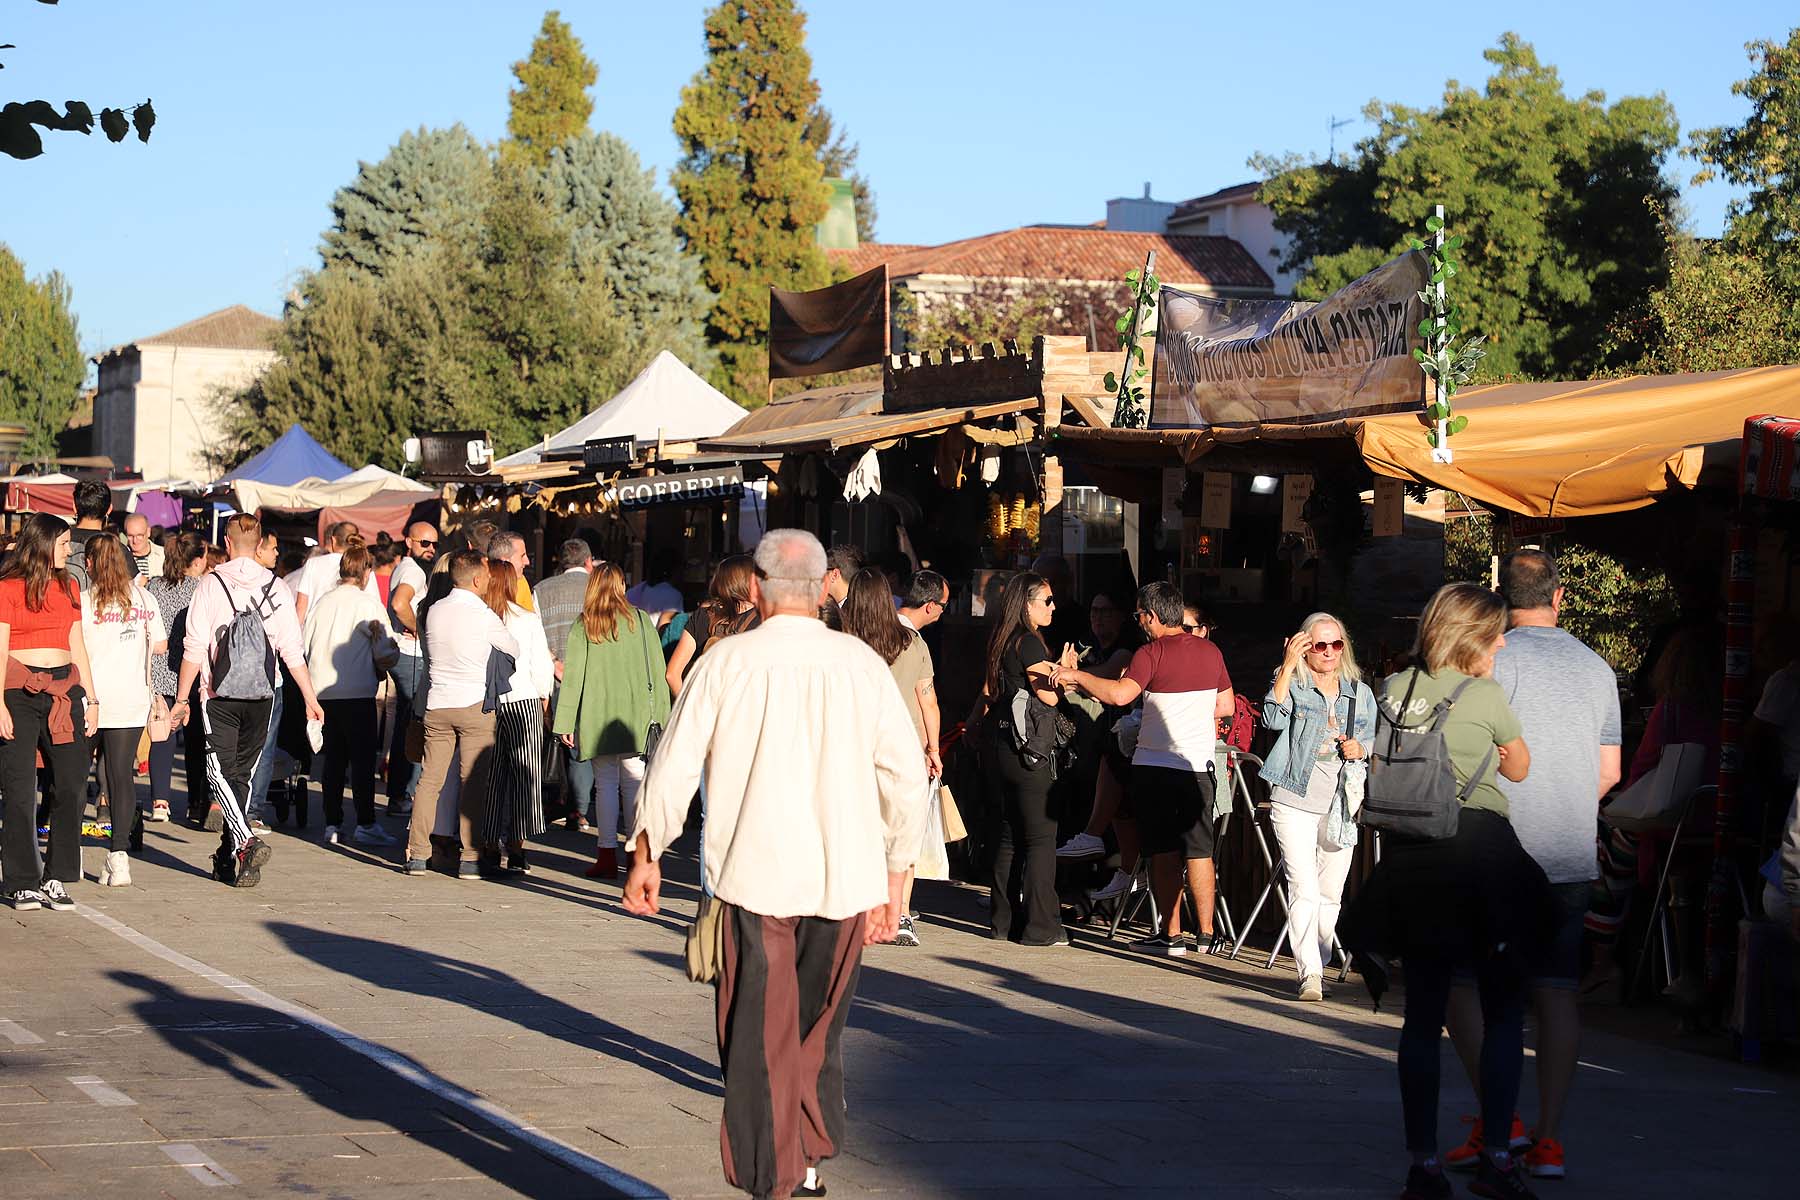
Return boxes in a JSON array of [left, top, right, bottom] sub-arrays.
[[1606, 709, 1705, 833]]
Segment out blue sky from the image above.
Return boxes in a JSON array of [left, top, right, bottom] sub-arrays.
[[2, 0, 1789, 356]]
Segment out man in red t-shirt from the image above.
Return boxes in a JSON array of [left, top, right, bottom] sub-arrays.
[[1056, 581, 1233, 956]]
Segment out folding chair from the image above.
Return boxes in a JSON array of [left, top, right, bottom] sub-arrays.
[[1225, 747, 1349, 981], [1629, 784, 1745, 1000], [1102, 765, 1238, 951]]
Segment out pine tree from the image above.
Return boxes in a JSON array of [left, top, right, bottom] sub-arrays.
[[0, 246, 83, 461], [319, 126, 492, 277], [536, 131, 715, 371], [503, 10, 597, 168], [672, 0, 833, 406]]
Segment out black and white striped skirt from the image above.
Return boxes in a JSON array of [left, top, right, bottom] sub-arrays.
[[480, 698, 547, 846]]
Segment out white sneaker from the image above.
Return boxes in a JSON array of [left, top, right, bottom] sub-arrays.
[[353, 823, 397, 847], [324, 825, 340, 845], [1088, 868, 1133, 902], [1056, 831, 1106, 859], [1298, 973, 1324, 1002], [98, 851, 132, 887]]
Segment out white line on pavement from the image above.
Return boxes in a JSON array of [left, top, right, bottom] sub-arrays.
[[160, 1143, 241, 1187], [76, 904, 665, 1199], [67, 1075, 137, 1106], [0, 1018, 45, 1045]]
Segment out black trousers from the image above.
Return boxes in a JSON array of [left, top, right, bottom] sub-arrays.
[[320, 697, 377, 828], [986, 735, 1062, 943], [94, 727, 142, 852], [148, 684, 209, 816], [1, 683, 89, 890], [198, 696, 272, 855]]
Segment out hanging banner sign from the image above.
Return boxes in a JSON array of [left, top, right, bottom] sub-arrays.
[[1281, 474, 1313, 534], [609, 466, 744, 510], [1199, 471, 1233, 528], [1151, 250, 1429, 429], [1372, 476, 1405, 538]]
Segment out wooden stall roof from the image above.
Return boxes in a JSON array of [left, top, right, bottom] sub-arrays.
[[722, 381, 884, 437], [701, 397, 1040, 457]]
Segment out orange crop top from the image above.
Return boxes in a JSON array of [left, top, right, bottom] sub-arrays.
[[0, 576, 80, 652]]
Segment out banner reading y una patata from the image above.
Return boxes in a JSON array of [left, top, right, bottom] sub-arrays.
[[1150, 250, 1429, 428]]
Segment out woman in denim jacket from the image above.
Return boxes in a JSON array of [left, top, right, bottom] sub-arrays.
[[1260, 612, 1376, 1001]]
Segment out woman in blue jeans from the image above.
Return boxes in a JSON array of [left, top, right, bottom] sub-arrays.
[[1340, 583, 1550, 1200]]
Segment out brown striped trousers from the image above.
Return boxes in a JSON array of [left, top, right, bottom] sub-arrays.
[[716, 904, 866, 1200]]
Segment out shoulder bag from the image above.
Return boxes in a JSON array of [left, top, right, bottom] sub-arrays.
[[1605, 704, 1705, 832], [640, 610, 664, 765]]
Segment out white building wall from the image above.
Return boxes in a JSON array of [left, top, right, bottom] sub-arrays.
[[98, 345, 276, 480]]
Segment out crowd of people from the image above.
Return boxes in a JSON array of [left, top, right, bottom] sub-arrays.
[[4, 476, 1799, 1200]]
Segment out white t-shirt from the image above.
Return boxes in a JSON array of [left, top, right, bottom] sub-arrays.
[[1755, 664, 1800, 779], [80, 585, 165, 729], [388, 556, 429, 654], [292, 552, 381, 608]]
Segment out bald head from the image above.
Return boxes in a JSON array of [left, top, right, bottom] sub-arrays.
[[405, 521, 439, 563]]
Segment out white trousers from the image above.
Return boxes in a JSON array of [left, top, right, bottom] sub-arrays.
[[1268, 801, 1355, 980], [593, 753, 644, 847]]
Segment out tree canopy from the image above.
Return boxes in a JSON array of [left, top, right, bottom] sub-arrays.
[[1689, 29, 1800, 304], [0, 244, 83, 461], [319, 125, 493, 278], [1253, 34, 1678, 380], [673, 0, 833, 406], [503, 10, 597, 168]]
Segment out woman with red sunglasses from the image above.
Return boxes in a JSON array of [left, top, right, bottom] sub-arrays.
[[1259, 612, 1377, 1002]]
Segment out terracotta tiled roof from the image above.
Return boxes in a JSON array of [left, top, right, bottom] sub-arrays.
[[132, 304, 279, 351], [828, 226, 1271, 292], [1169, 180, 1261, 222]]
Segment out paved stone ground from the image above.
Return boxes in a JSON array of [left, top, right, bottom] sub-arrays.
[[0, 783, 1793, 1198]]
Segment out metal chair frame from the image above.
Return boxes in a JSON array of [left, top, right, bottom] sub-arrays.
[[1225, 748, 1350, 981]]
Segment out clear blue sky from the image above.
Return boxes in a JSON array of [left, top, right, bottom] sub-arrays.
[[2, 0, 1789, 357]]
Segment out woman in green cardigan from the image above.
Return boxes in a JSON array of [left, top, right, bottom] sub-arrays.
[[553, 563, 672, 879]]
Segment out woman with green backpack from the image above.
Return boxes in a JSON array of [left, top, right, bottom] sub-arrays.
[[1341, 582, 1550, 1200]]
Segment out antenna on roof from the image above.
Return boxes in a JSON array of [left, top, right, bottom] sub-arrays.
[[1328, 114, 1354, 161]]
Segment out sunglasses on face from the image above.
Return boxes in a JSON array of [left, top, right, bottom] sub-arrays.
[[1036, 595, 1056, 607], [1311, 639, 1345, 653], [414, 538, 437, 547]]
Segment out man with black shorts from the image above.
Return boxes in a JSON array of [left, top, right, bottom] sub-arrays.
[[1056, 581, 1233, 956]]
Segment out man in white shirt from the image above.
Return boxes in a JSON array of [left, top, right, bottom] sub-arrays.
[[625, 549, 684, 616], [384, 521, 438, 814], [291, 521, 377, 622], [405, 550, 519, 878], [624, 529, 927, 1200]]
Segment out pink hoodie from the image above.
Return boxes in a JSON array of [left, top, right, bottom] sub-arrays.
[[181, 557, 306, 701]]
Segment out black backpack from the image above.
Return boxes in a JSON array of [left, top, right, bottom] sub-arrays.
[[1361, 669, 1493, 840]]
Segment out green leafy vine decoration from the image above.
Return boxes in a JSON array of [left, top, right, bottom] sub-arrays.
[[1104, 260, 1159, 428], [1407, 209, 1486, 453]]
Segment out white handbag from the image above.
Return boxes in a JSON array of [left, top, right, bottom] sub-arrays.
[[1606, 712, 1706, 833]]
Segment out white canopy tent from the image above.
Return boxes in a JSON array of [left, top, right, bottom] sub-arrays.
[[497, 351, 747, 467]]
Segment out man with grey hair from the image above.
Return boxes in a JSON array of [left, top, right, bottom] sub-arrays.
[[486, 530, 535, 611], [1444, 547, 1621, 1180], [535, 537, 596, 828], [624, 528, 927, 1200], [123, 513, 163, 583]]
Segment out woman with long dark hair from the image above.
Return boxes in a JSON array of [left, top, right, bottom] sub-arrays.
[[147, 532, 209, 824], [982, 571, 1068, 945], [840, 567, 937, 946], [0, 513, 100, 911], [79, 534, 167, 886], [664, 555, 760, 697], [554, 562, 671, 878], [1340, 583, 1542, 1200], [477, 560, 554, 873]]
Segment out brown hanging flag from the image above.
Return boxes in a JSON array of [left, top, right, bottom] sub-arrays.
[[769, 265, 889, 380]]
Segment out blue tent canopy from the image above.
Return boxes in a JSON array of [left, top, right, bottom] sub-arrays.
[[223, 424, 350, 486]]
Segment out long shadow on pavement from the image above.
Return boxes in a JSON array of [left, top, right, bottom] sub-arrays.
[[109, 970, 648, 1199], [265, 922, 723, 1098]]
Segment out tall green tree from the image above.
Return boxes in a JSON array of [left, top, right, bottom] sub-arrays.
[[1253, 34, 1678, 379], [0, 245, 83, 461], [1604, 227, 1800, 373], [319, 126, 492, 278], [804, 104, 877, 243], [536, 131, 715, 370], [502, 10, 597, 168], [1688, 29, 1800, 304], [673, 0, 833, 406]]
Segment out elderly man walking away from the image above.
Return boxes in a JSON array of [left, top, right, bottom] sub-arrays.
[[1445, 549, 1621, 1183], [623, 529, 928, 1200]]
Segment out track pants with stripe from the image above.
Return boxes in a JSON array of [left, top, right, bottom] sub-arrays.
[[715, 904, 865, 1200], [199, 696, 272, 857]]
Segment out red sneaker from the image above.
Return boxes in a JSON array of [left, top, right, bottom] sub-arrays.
[[584, 847, 617, 879], [1524, 1136, 1565, 1179], [1447, 1115, 1530, 1171]]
